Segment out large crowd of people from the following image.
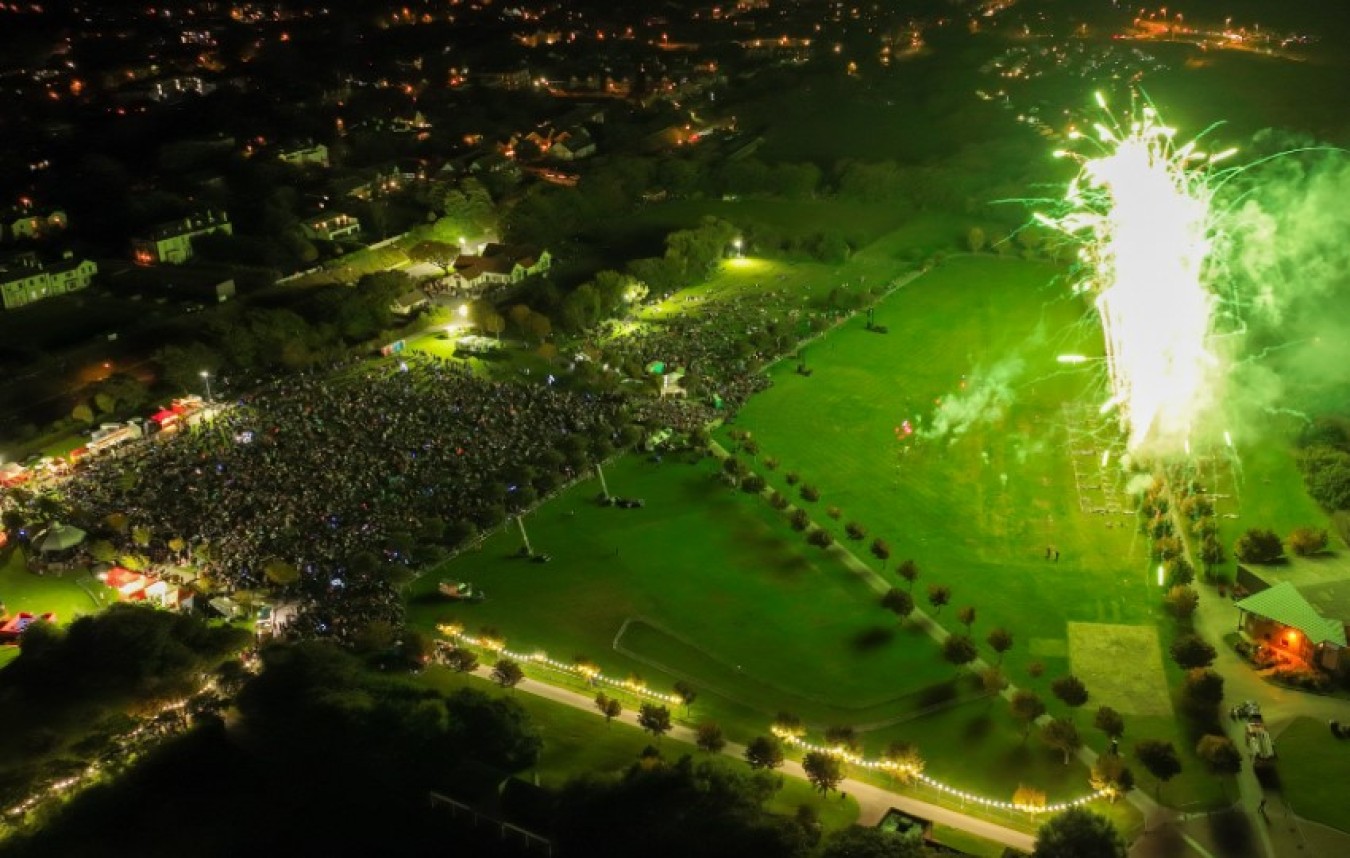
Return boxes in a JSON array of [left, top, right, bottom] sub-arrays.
[[58, 356, 629, 640], [2, 270, 856, 642]]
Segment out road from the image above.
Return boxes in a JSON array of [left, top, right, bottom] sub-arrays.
[[469, 666, 1037, 853]]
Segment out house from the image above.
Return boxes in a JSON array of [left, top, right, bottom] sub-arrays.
[[550, 127, 596, 161], [444, 244, 551, 293], [0, 251, 97, 310], [475, 68, 533, 90], [391, 288, 430, 315], [300, 212, 362, 242], [1235, 581, 1347, 670], [277, 141, 330, 168], [4, 206, 67, 242], [132, 210, 232, 265]]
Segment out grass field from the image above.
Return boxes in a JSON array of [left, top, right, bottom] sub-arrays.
[[1272, 716, 1350, 832], [722, 255, 1161, 677], [414, 251, 1235, 811], [411, 456, 958, 732], [0, 547, 108, 626], [416, 666, 863, 834]]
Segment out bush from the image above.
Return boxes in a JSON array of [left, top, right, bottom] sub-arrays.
[[784, 472, 801, 486], [741, 474, 766, 494], [1288, 527, 1329, 557], [799, 484, 820, 503]]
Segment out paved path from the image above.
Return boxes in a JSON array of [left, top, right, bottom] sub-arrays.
[[471, 667, 1036, 853]]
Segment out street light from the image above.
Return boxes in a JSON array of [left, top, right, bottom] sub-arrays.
[[458, 304, 469, 319], [200, 370, 213, 401], [732, 237, 743, 257]]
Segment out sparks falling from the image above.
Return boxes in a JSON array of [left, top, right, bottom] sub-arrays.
[[1041, 94, 1236, 456]]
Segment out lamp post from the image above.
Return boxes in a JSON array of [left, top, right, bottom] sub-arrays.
[[732, 237, 743, 257], [200, 370, 213, 401]]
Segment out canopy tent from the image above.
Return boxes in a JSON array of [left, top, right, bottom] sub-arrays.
[[35, 522, 87, 553]]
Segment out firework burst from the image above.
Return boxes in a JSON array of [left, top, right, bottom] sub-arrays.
[[1040, 93, 1237, 457]]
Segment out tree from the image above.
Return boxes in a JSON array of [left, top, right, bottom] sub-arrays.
[[1170, 633, 1217, 670], [880, 588, 914, 621], [406, 239, 460, 274], [446, 648, 479, 673], [1013, 784, 1047, 814], [1165, 585, 1200, 619], [942, 635, 979, 672], [721, 455, 746, 486], [981, 666, 1009, 695], [1090, 753, 1135, 802], [1011, 690, 1046, 740], [957, 605, 977, 633], [897, 559, 919, 591], [1050, 675, 1089, 715], [845, 521, 867, 541], [806, 528, 834, 549], [772, 712, 806, 739], [595, 692, 623, 725], [926, 584, 951, 615], [673, 681, 698, 714], [1093, 706, 1125, 741], [967, 226, 987, 253], [802, 751, 845, 795], [1183, 668, 1225, 718], [744, 735, 785, 770], [525, 311, 552, 344], [1033, 808, 1127, 858], [987, 627, 1014, 664], [1288, 526, 1329, 556], [638, 703, 672, 741], [820, 827, 926, 858], [1195, 734, 1242, 777], [483, 311, 506, 340], [870, 538, 891, 568], [491, 658, 525, 689], [1041, 717, 1082, 765], [823, 725, 860, 754], [799, 484, 820, 503], [1134, 740, 1181, 797], [881, 741, 924, 782], [789, 509, 810, 531], [1234, 528, 1284, 563], [696, 721, 726, 754]]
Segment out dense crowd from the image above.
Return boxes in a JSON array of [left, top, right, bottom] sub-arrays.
[[603, 285, 830, 417], [60, 356, 628, 639], [4, 276, 856, 642]]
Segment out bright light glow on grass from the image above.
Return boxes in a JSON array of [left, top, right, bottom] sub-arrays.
[[1042, 94, 1230, 456]]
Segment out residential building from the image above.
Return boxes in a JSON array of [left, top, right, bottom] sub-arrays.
[[277, 142, 330, 168], [551, 127, 596, 161], [4, 206, 68, 242], [444, 244, 551, 293], [132, 210, 232, 265], [0, 251, 97, 310], [300, 212, 362, 242]]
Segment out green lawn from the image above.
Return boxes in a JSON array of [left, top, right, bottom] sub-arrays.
[[411, 456, 958, 733], [0, 547, 109, 626], [723, 255, 1159, 674], [1272, 716, 1350, 832], [416, 666, 862, 833]]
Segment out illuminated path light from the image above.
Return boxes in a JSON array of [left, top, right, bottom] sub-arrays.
[[1040, 93, 1236, 456], [772, 729, 1114, 815], [437, 624, 681, 705], [434, 628, 1113, 815]]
